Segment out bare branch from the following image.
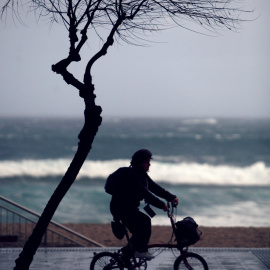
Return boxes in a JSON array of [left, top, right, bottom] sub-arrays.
[[1, 0, 251, 92], [84, 11, 125, 86], [2, 1, 250, 44]]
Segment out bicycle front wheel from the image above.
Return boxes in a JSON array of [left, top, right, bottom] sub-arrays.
[[174, 252, 208, 270], [90, 251, 124, 270]]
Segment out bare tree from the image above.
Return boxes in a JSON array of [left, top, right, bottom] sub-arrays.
[[1, 1, 248, 269]]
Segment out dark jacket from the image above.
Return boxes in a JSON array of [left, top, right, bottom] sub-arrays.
[[110, 167, 176, 217]]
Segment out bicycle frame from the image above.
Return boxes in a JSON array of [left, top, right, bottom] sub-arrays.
[[148, 202, 194, 270], [126, 202, 194, 270], [148, 202, 178, 249], [91, 202, 208, 270]]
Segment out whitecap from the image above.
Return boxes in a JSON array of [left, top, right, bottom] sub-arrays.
[[0, 159, 269, 186]]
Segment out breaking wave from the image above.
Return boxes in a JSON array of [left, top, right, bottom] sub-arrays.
[[0, 159, 269, 186]]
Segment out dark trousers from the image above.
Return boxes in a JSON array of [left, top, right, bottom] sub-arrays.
[[111, 205, 151, 252], [123, 210, 151, 252]]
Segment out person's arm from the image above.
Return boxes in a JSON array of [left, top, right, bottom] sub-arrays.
[[131, 172, 165, 209], [141, 184, 166, 209], [147, 176, 176, 202]]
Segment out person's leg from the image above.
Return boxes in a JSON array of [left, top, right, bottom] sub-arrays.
[[123, 210, 151, 252]]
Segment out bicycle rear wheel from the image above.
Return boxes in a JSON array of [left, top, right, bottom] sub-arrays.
[[90, 251, 124, 270], [174, 252, 208, 270]]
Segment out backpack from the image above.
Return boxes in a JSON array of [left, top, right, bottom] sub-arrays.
[[104, 167, 130, 195], [175, 217, 201, 247]]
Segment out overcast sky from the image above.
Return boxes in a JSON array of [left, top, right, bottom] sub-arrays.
[[0, 0, 269, 119]]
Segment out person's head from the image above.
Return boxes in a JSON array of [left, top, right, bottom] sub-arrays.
[[130, 149, 152, 172]]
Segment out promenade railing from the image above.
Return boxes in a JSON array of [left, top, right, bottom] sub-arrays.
[[0, 195, 103, 248]]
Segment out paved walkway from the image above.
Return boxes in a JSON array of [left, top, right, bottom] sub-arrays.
[[1, 247, 270, 270]]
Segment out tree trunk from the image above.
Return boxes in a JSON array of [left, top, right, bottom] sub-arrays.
[[14, 98, 102, 270]]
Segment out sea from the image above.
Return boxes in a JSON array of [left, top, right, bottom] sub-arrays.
[[0, 117, 270, 227]]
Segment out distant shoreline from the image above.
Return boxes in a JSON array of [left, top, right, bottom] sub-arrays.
[[64, 224, 270, 248]]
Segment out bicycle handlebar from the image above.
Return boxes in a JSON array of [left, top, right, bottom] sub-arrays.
[[172, 201, 178, 208], [167, 201, 178, 209], [166, 201, 177, 217]]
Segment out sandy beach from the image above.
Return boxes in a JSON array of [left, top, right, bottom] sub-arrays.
[[1, 223, 269, 248], [64, 223, 270, 248]]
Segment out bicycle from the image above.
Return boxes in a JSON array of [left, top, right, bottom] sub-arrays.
[[90, 202, 208, 270]]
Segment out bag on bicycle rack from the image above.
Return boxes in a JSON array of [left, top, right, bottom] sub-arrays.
[[175, 216, 201, 247], [111, 219, 126, 240]]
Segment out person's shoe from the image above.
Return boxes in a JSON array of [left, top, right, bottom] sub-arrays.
[[134, 251, 155, 260]]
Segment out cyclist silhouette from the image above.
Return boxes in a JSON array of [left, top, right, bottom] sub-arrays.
[[109, 149, 179, 261]]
